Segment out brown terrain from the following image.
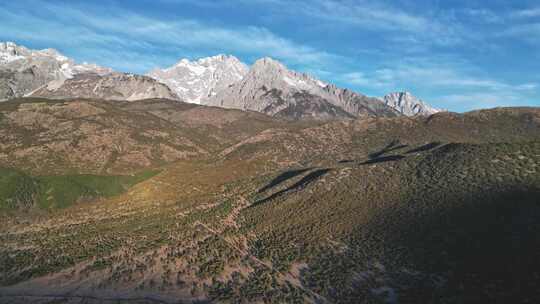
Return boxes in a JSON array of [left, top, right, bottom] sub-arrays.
[[0, 98, 539, 303]]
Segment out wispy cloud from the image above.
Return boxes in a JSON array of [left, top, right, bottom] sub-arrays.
[[511, 7, 540, 18], [499, 23, 540, 43], [460, 8, 503, 24], [298, 0, 430, 32], [339, 63, 525, 91], [0, 1, 339, 73], [257, 0, 468, 48], [172, 0, 469, 48], [437, 92, 535, 110], [336, 58, 538, 111]]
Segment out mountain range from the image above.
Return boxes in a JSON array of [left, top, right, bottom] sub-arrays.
[[1, 42, 439, 119], [0, 42, 539, 304]]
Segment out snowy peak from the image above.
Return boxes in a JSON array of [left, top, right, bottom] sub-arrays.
[[195, 54, 241, 66], [2, 42, 440, 119], [0, 42, 114, 100], [382, 91, 439, 116], [0, 42, 112, 77], [0, 42, 28, 63], [147, 54, 248, 104]]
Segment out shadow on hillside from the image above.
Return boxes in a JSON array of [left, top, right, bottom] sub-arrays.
[[361, 155, 405, 165], [361, 187, 540, 302], [405, 142, 442, 154], [252, 168, 331, 207], [257, 168, 312, 193], [369, 140, 408, 159]]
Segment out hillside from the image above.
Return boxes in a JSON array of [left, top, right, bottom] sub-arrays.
[[0, 99, 539, 303], [0, 97, 288, 175]]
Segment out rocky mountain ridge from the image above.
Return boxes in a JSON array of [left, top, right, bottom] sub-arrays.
[[147, 54, 248, 104], [205, 57, 399, 120], [152, 55, 440, 119], [0, 42, 179, 102], [1, 42, 440, 119], [30, 72, 179, 101], [381, 91, 439, 116], [0, 42, 112, 100]]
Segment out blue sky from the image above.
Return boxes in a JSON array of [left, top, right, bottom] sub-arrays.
[[1, 0, 539, 112]]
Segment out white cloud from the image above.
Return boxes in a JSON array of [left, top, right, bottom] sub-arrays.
[[512, 7, 540, 18], [436, 92, 531, 111], [462, 8, 504, 24], [499, 23, 540, 43], [302, 0, 429, 32], [255, 0, 467, 47], [0, 2, 340, 72], [336, 59, 538, 110], [160, 0, 432, 32], [341, 64, 515, 91]]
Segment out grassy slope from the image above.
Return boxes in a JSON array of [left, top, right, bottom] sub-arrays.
[[0, 168, 38, 209], [0, 167, 159, 209]]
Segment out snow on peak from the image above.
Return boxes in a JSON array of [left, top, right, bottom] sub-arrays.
[[0, 42, 29, 64], [1, 42, 112, 77], [196, 54, 234, 65], [1, 42, 114, 100], [147, 54, 248, 104]]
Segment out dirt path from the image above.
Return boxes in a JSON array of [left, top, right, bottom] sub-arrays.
[[193, 196, 331, 304], [1, 195, 330, 304]]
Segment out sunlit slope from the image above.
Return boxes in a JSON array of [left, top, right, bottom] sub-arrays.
[[0, 167, 158, 209], [0, 98, 289, 175]]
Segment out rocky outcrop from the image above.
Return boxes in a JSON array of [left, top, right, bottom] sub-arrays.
[[0, 42, 112, 101], [205, 57, 398, 120], [381, 91, 439, 116], [30, 72, 179, 101]]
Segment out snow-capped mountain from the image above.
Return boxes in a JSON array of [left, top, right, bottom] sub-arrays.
[[0, 42, 113, 76], [147, 55, 248, 104], [205, 57, 398, 120], [1, 42, 182, 102], [2, 42, 440, 118], [0, 42, 113, 100], [382, 91, 439, 116]]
